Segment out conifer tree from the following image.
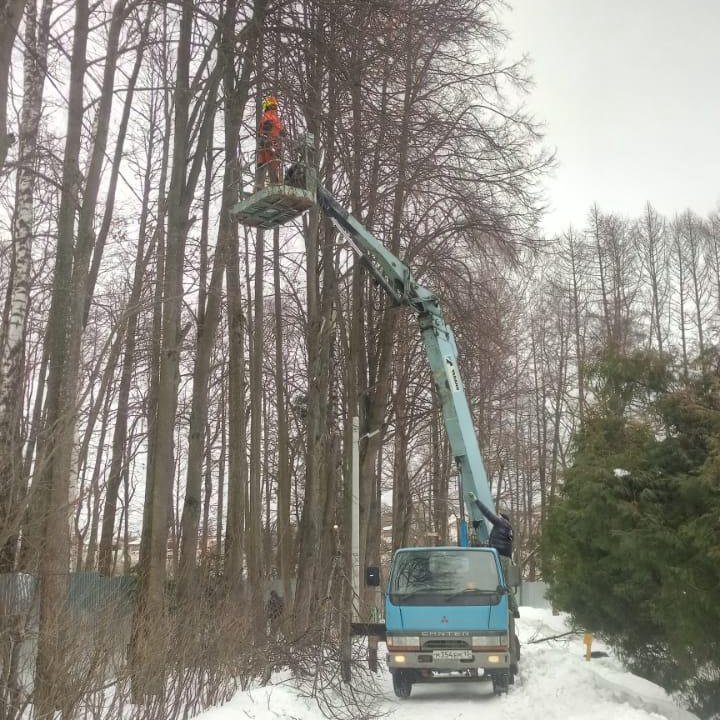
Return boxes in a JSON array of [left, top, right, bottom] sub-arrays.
[[544, 348, 720, 718]]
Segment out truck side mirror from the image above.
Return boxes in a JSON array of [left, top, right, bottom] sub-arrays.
[[366, 566, 380, 587], [506, 563, 521, 588]]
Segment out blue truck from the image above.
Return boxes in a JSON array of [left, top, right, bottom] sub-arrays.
[[233, 135, 520, 697], [386, 546, 518, 696]]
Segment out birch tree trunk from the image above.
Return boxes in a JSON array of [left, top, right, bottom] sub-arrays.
[[0, 0, 52, 571]]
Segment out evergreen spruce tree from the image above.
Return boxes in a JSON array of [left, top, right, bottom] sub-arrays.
[[544, 348, 720, 718]]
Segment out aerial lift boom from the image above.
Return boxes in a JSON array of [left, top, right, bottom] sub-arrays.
[[317, 188, 495, 545]]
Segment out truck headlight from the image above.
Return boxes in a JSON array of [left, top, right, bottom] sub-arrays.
[[387, 636, 420, 651]]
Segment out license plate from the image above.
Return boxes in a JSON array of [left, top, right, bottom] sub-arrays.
[[433, 650, 473, 661]]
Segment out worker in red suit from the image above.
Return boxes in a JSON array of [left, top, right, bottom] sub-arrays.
[[257, 96, 285, 186]]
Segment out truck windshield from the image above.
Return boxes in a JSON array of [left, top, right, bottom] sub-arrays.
[[389, 549, 501, 606]]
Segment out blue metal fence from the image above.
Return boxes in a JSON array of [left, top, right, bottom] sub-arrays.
[[0, 572, 136, 618]]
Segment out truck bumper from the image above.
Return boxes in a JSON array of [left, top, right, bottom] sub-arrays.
[[386, 650, 510, 671]]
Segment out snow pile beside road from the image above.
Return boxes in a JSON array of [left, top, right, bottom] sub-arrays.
[[508, 607, 697, 720], [589, 660, 698, 720], [193, 606, 698, 720]]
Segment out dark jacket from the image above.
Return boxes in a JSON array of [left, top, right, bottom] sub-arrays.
[[473, 499, 513, 559], [266, 590, 284, 621]]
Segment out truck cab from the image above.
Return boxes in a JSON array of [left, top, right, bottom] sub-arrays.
[[385, 546, 518, 697]]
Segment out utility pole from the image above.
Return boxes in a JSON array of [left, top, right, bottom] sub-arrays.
[[352, 415, 360, 610]]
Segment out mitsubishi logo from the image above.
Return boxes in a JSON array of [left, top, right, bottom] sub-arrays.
[[440, 616, 449, 624]]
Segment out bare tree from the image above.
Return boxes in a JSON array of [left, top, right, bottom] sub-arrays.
[[33, 0, 90, 712], [679, 210, 709, 363], [97, 19, 156, 574], [671, 217, 690, 380], [587, 207, 639, 354], [557, 228, 589, 422], [130, 0, 219, 695], [635, 203, 669, 354], [0, 0, 25, 169], [705, 209, 720, 322]]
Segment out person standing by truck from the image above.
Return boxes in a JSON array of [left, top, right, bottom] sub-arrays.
[[469, 493, 519, 618]]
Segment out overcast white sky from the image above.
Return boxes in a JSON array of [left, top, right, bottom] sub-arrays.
[[501, 0, 720, 236]]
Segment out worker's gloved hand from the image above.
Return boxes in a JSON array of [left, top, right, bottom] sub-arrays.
[[467, 492, 476, 501]]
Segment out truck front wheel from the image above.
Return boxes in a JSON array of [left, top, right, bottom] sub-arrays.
[[392, 670, 412, 699], [491, 670, 510, 695]]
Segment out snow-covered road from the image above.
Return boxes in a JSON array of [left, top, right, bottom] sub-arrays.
[[194, 607, 698, 720]]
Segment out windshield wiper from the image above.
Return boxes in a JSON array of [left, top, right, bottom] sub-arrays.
[[444, 588, 497, 601], [393, 590, 429, 600]]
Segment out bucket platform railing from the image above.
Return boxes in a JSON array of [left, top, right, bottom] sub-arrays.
[[231, 134, 317, 229]]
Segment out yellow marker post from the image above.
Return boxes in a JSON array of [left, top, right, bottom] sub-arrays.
[[583, 633, 593, 661]]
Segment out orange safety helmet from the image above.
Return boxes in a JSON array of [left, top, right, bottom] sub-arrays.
[[262, 96, 278, 111]]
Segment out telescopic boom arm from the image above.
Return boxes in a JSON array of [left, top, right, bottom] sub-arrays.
[[317, 187, 495, 545]]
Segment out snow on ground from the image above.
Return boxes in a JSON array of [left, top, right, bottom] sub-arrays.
[[193, 606, 698, 720]]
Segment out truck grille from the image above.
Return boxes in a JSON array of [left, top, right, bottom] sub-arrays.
[[422, 638, 470, 651]]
